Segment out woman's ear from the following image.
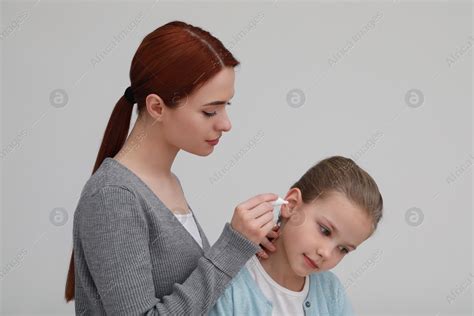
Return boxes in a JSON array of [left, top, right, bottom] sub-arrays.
[[145, 93, 166, 122]]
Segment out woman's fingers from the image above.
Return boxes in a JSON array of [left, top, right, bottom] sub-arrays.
[[230, 193, 279, 245], [267, 229, 278, 239], [260, 236, 277, 252], [254, 209, 274, 228], [257, 223, 280, 259], [248, 200, 275, 220], [238, 193, 278, 212]]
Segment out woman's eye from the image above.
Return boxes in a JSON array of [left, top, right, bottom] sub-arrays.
[[203, 111, 217, 117]]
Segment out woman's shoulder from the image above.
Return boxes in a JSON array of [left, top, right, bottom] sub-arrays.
[[80, 157, 141, 198], [73, 158, 148, 225]]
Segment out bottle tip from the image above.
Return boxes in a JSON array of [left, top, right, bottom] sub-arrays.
[[272, 197, 288, 206]]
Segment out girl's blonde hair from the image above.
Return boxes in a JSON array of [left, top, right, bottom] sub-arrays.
[[281, 156, 383, 234]]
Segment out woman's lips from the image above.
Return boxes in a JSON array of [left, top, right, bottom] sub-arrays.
[[303, 254, 319, 269], [206, 138, 219, 146]]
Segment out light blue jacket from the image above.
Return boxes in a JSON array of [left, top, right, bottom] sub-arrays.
[[208, 266, 355, 316]]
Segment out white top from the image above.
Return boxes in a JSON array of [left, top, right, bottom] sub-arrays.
[[245, 255, 309, 316], [173, 212, 203, 248]]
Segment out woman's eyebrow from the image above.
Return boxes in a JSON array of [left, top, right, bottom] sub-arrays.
[[322, 216, 357, 250], [201, 93, 234, 107], [201, 100, 230, 106]]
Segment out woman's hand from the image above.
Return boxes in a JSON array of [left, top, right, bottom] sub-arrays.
[[256, 225, 280, 259], [230, 193, 278, 246]]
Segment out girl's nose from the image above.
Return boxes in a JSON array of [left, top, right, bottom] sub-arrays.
[[317, 244, 331, 260]]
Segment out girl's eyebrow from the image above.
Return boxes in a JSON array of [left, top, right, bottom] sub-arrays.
[[322, 216, 357, 250]]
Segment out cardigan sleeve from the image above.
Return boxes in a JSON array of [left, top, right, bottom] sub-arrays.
[[79, 185, 260, 315]]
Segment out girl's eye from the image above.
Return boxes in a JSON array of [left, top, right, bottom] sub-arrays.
[[339, 247, 349, 254], [319, 225, 331, 237], [319, 224, 349, 254], [203, 111, 217, 117]]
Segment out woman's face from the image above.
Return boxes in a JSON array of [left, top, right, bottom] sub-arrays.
[[159, 67, 235, 156], [279, 190, 374, 277]]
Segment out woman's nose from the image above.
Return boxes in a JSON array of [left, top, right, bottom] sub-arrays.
[[216, 111, 232, 132]]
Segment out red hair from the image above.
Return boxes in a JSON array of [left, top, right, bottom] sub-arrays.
[[65, 20, 240, 302]]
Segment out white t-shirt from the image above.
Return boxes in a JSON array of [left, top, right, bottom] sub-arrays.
[[245, 255, 310, 316], [173, 212, 203, 248]]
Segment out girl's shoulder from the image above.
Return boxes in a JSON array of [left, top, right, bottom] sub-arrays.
[[209, 264, 271, 315], [310, 270, 355, 315], [309, 270, 343, 285], [310, 271, 343, 291], [308, 270, 354, 315], [308, 270, 346, 298]]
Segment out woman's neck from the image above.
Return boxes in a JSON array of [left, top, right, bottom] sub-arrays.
[[115, 115, 179, 180], [257, 236, 306, 292]]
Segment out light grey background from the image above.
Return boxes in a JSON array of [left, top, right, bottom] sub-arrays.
[[1, 1, 472, 315]]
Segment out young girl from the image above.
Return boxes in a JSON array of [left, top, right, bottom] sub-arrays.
[[209, 156, 383, 315], [65, 21, 280, 315]]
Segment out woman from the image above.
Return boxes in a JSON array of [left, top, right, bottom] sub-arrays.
[[65, 21, 280, 315]]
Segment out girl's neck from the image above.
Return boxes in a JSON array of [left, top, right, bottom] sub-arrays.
[[257, 237, 306, 292]]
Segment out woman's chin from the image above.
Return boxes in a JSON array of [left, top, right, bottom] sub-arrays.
[[183, 146, 214, 157]]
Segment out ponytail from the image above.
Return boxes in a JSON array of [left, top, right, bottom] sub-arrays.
[[92, 96, 134, 173], [64, 95, 134, 302]]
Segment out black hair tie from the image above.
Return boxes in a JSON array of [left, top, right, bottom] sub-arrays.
[[124, 86, 136, 104]]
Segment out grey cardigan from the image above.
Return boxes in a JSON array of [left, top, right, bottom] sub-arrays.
[[72, 157, 260, 315]]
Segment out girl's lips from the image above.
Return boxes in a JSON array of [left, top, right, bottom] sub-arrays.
[[303, 254, 319, 269]]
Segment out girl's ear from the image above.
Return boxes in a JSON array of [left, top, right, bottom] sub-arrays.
[[280, 188, 302, 219]]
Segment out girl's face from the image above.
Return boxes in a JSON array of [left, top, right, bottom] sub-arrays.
[[279, 189, 374, 277], [157, 67, 235, 156]]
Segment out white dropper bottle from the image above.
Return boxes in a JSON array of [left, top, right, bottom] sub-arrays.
[[271, 197, 288, 225]]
